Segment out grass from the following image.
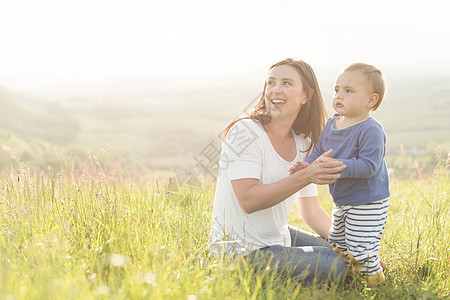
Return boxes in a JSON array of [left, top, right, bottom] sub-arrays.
[[0, 153, 448, 299]]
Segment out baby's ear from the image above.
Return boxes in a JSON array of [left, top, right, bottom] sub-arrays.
[[368, 93, 379, 110]]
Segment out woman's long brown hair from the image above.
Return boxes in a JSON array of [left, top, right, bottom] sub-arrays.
[[222, 58, 328, 153]]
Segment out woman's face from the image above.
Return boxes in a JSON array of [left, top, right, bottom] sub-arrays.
[[264, 64, 309, 123]]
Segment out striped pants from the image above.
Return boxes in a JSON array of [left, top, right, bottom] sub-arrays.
[[328, 198, 389, 276]]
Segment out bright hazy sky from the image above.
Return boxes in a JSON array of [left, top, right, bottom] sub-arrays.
[[0, 0, 449, 93]]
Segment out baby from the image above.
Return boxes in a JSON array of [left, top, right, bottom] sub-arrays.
[[291, 63, 390, 285]]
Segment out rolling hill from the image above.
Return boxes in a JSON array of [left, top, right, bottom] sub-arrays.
[[0, 73, 449, 175]]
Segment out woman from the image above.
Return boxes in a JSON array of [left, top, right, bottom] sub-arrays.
[[209, 58, 347, 284]]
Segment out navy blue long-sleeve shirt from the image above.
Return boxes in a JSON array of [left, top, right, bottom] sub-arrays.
[[304, 114, 390, 206]]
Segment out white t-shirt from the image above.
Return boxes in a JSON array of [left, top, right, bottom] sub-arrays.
[[209, 119, 318, 256]]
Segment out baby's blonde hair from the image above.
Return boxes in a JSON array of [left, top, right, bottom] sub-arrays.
[[344, 63, 386, 111]]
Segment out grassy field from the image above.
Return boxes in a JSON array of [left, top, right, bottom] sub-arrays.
[[0, 153, 448, 299]]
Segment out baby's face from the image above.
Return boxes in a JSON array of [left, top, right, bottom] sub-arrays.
[[332, 70, 374, 118]]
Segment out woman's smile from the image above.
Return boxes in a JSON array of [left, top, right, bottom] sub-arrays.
[[271, 98, 287, 108]]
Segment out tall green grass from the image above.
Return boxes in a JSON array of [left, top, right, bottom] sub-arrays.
[[0, 153, 448, 299]]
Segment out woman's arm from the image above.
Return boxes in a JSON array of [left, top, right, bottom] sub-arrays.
[[231, 152, 346, 214], [295, 196, 331, 239]]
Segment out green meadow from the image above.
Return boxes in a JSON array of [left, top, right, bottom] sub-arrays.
[[0, 150, 448, 299]]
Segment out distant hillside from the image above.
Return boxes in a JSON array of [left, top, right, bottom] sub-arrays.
[[0, 74, 449, 174], [0, 87, 80, 145]]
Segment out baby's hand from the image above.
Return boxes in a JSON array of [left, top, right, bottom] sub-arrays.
[[289, 161, 309, 175]]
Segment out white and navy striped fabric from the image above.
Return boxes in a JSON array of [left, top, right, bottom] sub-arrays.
[[329, 198, 389, 276]]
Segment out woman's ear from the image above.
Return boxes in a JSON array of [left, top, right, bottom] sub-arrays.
[[368, 93, 379, 109], [303, 89, 314, 104]]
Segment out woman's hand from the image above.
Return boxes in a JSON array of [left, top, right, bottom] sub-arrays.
[[289, 149, 343, 176], [299, 149, 346, 185], [289, 161, 309, 175]]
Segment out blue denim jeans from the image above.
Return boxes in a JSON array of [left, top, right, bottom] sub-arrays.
[[245, 226, 346, 285]]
